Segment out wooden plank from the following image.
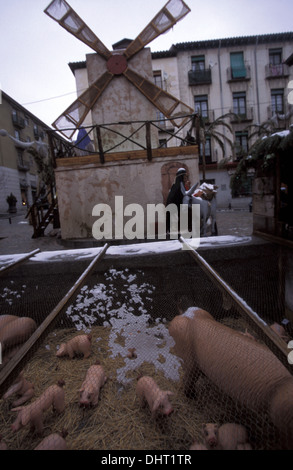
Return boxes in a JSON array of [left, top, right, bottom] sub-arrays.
[[0, 249, 41, 276], [145, 122, 152, 161], [180, 236, 292, 373], [55, 145, 198, 168], [0, 244, 109, 396], [254, 230, 293, 250], [96, 126, 105, 164]]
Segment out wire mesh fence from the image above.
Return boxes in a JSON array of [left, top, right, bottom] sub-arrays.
[[0, 242, 292, 450]]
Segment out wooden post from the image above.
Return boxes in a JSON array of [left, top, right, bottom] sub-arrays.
[[47, 131, 57, 169], [96, 125, 105, 164], [146, 122, 152, 161]]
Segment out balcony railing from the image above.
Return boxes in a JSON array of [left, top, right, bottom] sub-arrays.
[[12, 114, 25, 129], [227, 65, 251, 82], [196, 109, 215, 124], [230, 107, 254, 122], [265, 63, 290, 79], [267, 104, 292, 128], [188, 68, 212, 86]]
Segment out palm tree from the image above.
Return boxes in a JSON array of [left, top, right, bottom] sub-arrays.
[[190, 112, 237, 181]]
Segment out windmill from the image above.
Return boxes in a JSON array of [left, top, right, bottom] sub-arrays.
[[44, 0, 194, 140]]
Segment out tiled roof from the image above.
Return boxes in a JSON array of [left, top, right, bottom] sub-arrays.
[[68, 32, 293, 66], [152, 32, 293, 58]]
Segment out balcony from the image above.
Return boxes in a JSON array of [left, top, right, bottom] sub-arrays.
[[267, 104, 292, 128], [227, 65, 251, 82], [34, 127, 45, 139], [265, 63, 290, 79], [188, 68, 212, 86], [199, 109, 215, 124], [12, 114, 25, 129], [230, 107, 254, 122]]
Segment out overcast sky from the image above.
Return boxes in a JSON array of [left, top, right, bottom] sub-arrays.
[[1, 0, 293, 128]]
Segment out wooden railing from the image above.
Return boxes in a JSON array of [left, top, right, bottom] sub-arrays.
[[47, 114, 198, 165]]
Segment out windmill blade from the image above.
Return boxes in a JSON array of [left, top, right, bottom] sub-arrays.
[[123, 68, 194, 127], [44, 0, 111, 60], [124, 0, 190, 60], [52, 71, 114, 139]]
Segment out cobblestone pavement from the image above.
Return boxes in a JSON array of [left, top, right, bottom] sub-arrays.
[[216, 209, 253, 238], [0, 210, 253, 256]]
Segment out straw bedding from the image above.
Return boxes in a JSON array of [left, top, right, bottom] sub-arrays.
[[0, 318, 281, 450]]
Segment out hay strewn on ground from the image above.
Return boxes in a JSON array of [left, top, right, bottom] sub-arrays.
[[0, 319, 281, 450]]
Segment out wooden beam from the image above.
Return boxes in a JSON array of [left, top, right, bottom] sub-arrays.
[[145, 122, 152, 161], [95, 126, 105, 164], [0, 249, 41, 276], [55, 145, 198, 168]]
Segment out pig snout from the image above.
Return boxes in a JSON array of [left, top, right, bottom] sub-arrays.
[[162, 401, 174, 416], [79, 391, 93, 408], [207, 436, 218, 448]]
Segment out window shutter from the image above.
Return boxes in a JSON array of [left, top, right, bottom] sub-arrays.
[[230, 52, 246, 78]]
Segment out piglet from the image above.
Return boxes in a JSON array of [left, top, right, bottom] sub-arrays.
[[189, 441, 208, 450], [136, 376, 174, 418], [34, 430, 68, 450], [3, 371, 34, 406], [11, 380, 65, 435], [270, 322, 290, 342], [202, 423, 251, 450], [79, 362, 107, 408], [56, 334, 92, 359]]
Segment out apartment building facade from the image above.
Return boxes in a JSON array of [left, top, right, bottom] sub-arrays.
[[152, 32, 293, 207], [0, 91, 51, 214]]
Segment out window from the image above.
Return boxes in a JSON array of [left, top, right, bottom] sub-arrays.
[[271, 89, 284, 114], [17, 149, 24, 167], [199, 137, 212, 163], [159, 139, 167, 148], [230, 52, 246, 78], [153, 71, 163, 89], [191, 55, 205, 71], [15, 129, 20, 140], [156, 110, 166, 129], [233, 92, 247, 117], [194, 95, 208, 119], [269, 48, 282, 65], [235, 131, 248, 159], [268, 48, 284, 76]]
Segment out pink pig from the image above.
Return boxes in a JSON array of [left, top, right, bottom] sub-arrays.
[[11, 380, 65, 435], [34, 430, 68, 450], [56, 334, 92, 359], [270, 322, 290, 342], [3, 371, 34, 407], [79, 362, 107, 408], [202, 423, 251, 450], [136, 376, 174, 417], [0, 316, 37, 352]]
